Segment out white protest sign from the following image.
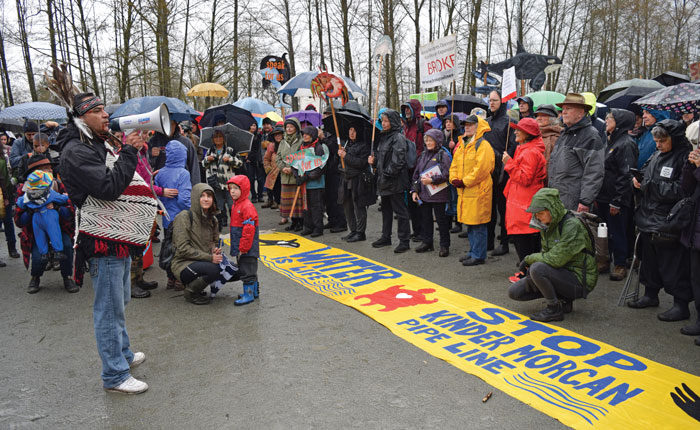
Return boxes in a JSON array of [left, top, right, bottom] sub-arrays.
[[501, 66, 517, 102], [419, 34, 457, 88]]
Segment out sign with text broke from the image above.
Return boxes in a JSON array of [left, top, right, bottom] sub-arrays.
[[419, 34, 457, 89], [258, 232, 700, 430]]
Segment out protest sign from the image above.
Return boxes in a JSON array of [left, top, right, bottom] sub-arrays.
[[285, 147, 330, 175], [419, 35, 457, 88], [502, 66, 517, 102], [255, 233, 700, 430]]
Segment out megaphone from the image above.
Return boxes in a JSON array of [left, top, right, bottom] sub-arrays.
[[109, 103, 172, 136]]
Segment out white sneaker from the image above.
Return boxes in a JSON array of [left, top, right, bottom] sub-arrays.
[[105, 376, 148, 394], [131, 351, 146, 367]]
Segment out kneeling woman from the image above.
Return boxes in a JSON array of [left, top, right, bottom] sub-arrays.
[[171, 183, 231, 305]]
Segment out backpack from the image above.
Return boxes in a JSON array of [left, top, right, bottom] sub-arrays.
[[557, 211, 609, 283], [158, 210, 193, 272], [405, 136, 417, 170]]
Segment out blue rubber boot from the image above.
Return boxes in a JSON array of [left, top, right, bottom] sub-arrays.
[[234, 283, 255, 306], [253, 281, 260, 298]]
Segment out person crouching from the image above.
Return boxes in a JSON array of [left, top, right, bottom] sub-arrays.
[[507, 188, 598, 322], [227, 175, 260, 305]]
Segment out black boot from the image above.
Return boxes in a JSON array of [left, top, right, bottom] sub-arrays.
[[415, 242, 434, 253], [680, 318, 700, 336], [347, 232, 366, 242], [491, 243, 509, 256], [530, 302, 564, 322], [27, 276, 40, 294], [658, 300, 690, 322], [137, 278, 158, 290], [131, 285, 151, 298], [63, 277, 79, 293], [627, 295, 659, 309], [8, 242, 19, 259]]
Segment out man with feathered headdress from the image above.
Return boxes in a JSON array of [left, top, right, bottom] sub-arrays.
[[52, 69, 157, 394]]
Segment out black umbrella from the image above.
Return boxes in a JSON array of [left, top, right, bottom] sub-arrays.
[[322, 110, 373, 142], [442, 94, 488, 114], [603, 86, 660, 114], [200, 103, 256, 130], [652, 71, 690, 87], [329, 100, 371, 119], [199, 123, 254, 154]]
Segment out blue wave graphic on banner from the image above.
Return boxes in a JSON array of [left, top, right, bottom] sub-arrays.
[[261, 255, 355, 296]]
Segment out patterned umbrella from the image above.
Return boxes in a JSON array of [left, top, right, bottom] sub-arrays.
[[0, 102, 68, 121], [634, 83, 700, 114], [277, 71, 366, 99]]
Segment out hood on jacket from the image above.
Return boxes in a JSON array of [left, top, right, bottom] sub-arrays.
[[436, 99, 451, 116], [400, 99, 423, 123], [381, 109, 403, 134], [526, 187, 567, 231], [423, 128, 445, 149], [301, 125, 318, 141], [284, 117, 301, 133], [375, 107, 390, 130], [488, 101, 508, 120], [191, 182, 216, 215], [655, 119, 693, 153], [472, 116, 492, 142], [227, 174, 251, 201], [165, 140, 187, 168], [645, 108, 672, 123], [608, 108, 635, 141], [516, 96, 534, 115]]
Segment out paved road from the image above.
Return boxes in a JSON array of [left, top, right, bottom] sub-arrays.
[[1, 202, 697, 428]]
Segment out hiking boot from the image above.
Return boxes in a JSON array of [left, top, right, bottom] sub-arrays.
[[439, 247, 449, 257], [372, 237, 391, 248], [530, 302, 564, 322], [658, 302, 690, 322], [415, 242, 434, 253], [347, 233, 366, 243], [63, 277, 79, 293], [27, 276, 40, 294], [491, 244, 509, 256], [393, 243, 410, 253], [609, 265, 626, 281], [131, 285, 151, 298], [627, 295, 659, 309], [105, 376, 148, 394]]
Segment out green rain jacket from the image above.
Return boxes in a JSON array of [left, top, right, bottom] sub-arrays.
[[524, 188, 598, 292]]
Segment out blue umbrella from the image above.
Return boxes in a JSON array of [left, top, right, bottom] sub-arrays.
[[277, 71, 367, 99], [286, 110, 322, 128], [110, 96, 199, 123], [233, 97, 275, 115], [0, 102, 68, 122]]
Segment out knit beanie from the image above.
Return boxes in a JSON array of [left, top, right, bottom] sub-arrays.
[[26, 170, 53, 190]]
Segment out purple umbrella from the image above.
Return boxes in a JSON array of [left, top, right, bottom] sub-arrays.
[[286, 110, 322, 128]]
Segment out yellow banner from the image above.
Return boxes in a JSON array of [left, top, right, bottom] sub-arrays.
[[255, 233, 700, 429]]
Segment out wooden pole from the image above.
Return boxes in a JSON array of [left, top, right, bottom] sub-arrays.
[[329, 98, 345, 169], [289, 183, 302, 219], [370, 55, 385, 157], [450, 80, 456, 115]]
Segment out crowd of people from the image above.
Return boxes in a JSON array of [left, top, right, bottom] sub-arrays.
[[1, 86, 699, 394]]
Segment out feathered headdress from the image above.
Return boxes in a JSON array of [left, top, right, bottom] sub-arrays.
[[45, 63, 94, 139]]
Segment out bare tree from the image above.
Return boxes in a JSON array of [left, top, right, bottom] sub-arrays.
[[16, 0, 38, 100]]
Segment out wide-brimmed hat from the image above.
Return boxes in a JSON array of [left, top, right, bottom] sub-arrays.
[[510, 117, 541, 137], [535, 104, 559, 118], [556, 93, 592, 111], [26, 154, 53, 173]]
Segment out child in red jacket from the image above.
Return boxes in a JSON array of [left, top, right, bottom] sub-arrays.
[[227, 175, 260, 305]]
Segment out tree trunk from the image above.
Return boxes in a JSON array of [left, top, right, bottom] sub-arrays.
[[315, 0, 326, 68], [76, 0, 100, 96], [47, 0, 58, 66], [68, 0, 86, 89], [16, 0, 38, 101], [0, 27, 13, 105], [232, 0, 239, 101], [323, 0, 335, 70], [282, 0, 298, 110], [177, 0, 192, 98], [307, 0, 314, 69]]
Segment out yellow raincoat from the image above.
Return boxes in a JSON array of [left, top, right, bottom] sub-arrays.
[[449, 117, 495, 225]]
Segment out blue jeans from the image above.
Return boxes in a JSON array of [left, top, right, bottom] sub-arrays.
[[31, 232, 73, 277], [3, 204, 16, 246], [466, 224, 487, 260], [89, 256, 134, 388]]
